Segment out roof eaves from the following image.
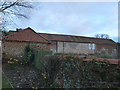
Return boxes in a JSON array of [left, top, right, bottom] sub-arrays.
[[4, 40, 49, 44]]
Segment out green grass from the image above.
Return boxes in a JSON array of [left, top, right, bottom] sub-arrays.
[[2, 75, 12, 89]]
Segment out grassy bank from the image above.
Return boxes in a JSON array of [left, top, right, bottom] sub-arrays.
[[2, 74, 12, 89]]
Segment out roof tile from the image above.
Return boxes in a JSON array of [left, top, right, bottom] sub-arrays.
[[2, 27, 116, 45], [39, 33, 116, 44], [2, 27, 49, 43]]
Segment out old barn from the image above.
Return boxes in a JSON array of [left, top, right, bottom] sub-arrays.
[[2, 27, 117, 58]]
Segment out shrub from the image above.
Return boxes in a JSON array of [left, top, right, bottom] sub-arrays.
[[41, 56, 63, 87], [38, 55, 120, 88], [21, 45, 35, 65], [96, 50, 114, 59], [54, 53, 68, 55], [86, 60, 110, 81], [98, 54, 113, 59], [40, 55, 84, 88], [34, 50, 52, 70], [54, 53, 86, 56]]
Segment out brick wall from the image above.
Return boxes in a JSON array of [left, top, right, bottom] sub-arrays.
[[96, 44, 117, 54], [95, 44, 117, 56], [3, 40, 117, 58], [49, 41, 57, 53], [49, 41, 117, 56], [2, 41, 50, 58], [117, 43, 120, 58]]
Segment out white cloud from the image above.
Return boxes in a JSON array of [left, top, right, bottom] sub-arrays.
[[7, 2, 118, 42]]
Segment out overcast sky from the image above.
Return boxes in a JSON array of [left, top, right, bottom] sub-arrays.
[[7, 2, 118, 42]]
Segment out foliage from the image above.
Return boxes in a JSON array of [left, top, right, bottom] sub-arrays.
[[2, 30, 10, 36], [96, 50, 115, 59], [34, 50, 52, 70], [96, 53, 114, 59], [54, 53, 67, 55], [41, 56, 62, 88], [98, 54, 113, 59], [39, 55, 120, 88], [2, 75, 12, 89], [54, 53, 86, 56], [21, 45, 35, 65], [95, 34, 109, 39]]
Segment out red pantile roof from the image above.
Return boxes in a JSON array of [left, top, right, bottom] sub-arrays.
[[39, 33, 116, 44], [2, 27, 116, 45], [2, 27, 49, 43]]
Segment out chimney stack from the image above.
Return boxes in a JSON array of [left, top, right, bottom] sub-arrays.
[[16, 28, 22, 32]]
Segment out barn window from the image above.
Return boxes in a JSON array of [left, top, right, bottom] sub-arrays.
[[89, 44, 92, 50], [89, 43, 96, 50], [92, 44, 96, 50]]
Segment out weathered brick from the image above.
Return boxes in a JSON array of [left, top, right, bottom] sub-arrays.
[[2, 41, 49, 58]]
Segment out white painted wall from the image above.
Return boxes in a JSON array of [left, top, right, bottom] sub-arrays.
[[57, 42, 95, 54]]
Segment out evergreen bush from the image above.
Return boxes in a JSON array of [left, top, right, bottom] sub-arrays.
[[34, 50, 52, 70], [21, 45, 35, 65]]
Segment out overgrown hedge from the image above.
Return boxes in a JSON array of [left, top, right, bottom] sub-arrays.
[[20, 45, 52, 66], [5, 45, 120, 88], [34, 50, 52, 70], [39, 55, 120, 88]]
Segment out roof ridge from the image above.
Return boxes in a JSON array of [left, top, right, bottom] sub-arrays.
[[3, 27, 116, 44], [38, 32, 114, 41]]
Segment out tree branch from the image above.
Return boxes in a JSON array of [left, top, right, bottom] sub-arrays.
[[0, 2, 17, 12]]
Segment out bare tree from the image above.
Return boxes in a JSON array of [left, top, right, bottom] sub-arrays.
[[95, 34, 109, 39], [0, 0, 33, 30], [95, 34, 100, 38], [0, 0, 33, 18]]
